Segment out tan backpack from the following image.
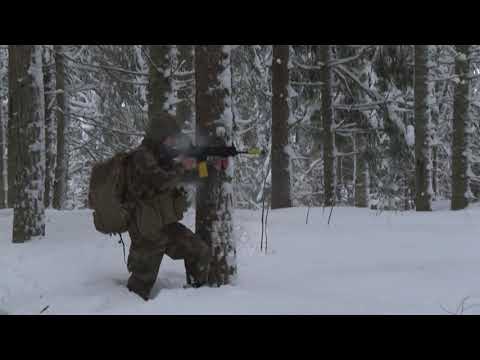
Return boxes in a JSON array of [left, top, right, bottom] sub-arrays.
[[88, 152, 130, 235]]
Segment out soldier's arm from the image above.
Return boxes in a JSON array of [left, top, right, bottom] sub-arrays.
[[133, 149, 185, 191]]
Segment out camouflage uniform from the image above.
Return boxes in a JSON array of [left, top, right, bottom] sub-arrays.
[[123, 139, 210, 301]]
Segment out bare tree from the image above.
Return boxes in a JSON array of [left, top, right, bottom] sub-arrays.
[[195, 45, 236, 286], [414, 45, 433, 211], [10, 45, 46, 242], [271, 45, 292, 209]]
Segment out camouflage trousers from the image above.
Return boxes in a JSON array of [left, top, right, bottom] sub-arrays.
[[126, 219, 211, 300]]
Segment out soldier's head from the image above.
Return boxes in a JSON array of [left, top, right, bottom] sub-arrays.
[[142, 114, 184, 157], [144, 114, 181, 144]]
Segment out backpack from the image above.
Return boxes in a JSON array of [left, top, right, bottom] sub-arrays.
[[88, 152, 130, 235]]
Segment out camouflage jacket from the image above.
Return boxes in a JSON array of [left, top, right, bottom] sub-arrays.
[[124, 142, 192, 204]]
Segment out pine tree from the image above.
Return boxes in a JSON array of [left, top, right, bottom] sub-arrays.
[[371, 45, 415, 210], [7, 46, 18, 209], [339, 46, 373, 208], [230, 45, 272, 209], [354, 132, 369, 207], [0, 48, 6, 209], [319, 45, 336, 207], [52, 45, 68, 209], [0, 101, 6, 208], [43, 45, 56, 208], [10, 45, 46, 242], [271, 45, 292, 209], [414, 45, 433, 211], [451, 45, 471, 210], [195, 45, 236, 286]]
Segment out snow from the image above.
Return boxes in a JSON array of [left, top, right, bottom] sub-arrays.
[[2, 203, 480, 314], [405, 125, 415, 147], [457, 52, 467, 62]]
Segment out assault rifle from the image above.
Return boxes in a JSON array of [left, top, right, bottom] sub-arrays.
[[167, 144, 264, 178]]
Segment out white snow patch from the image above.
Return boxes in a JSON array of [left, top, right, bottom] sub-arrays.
[[405, 125, 415, 147], [2, 205, 480, 314]]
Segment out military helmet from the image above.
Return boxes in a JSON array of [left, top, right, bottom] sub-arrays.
[[145, 113, 181, 142]]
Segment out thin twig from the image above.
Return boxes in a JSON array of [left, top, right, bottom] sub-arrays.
[[260, 159, 271, 252], [260, 179, 267, 252], [327, 202, 335, 225], [265, 199, 270, 254]]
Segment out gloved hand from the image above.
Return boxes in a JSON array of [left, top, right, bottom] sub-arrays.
[[213, 158, 229, 171], [181, 157, 196, 170]]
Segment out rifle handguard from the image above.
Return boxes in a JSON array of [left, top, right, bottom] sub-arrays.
[[247, 148, 262, 156], [198, 161, 208, 178]]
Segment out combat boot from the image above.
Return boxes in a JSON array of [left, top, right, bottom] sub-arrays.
[[127, 277, 150, 301]]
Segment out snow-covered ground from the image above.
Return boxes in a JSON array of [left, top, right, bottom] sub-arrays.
[[1, 201, 480, 315]]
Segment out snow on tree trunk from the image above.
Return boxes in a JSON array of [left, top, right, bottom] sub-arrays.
[[414, 45, 433, 211], [271, 45, 292, 209], [176, 45, 194, 129], [43, 45, 56, 208], [53, 45, 69, 210], [147, 45, 176, 135], [10, 45, 46, 242], [319, 45, 336, 207], [451, 45, 471, 210], [195, 45, 236, 286], [0, 102, 6, 208]]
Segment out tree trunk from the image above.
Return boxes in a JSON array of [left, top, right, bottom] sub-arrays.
[[430, 56, 440, 201], [176, 45, 194, 128], [271, 45, 292, 209], [414, 45, 433, 211], [147, 45, 175, 136], [10, 45, 46, 242], [451, 45, 471, 210], [43, 45, 56, 208], [354, 132, 369, 207], [0, 102, 6, 208], [7, 47, 19, 208], [195, 45, 236, 286], [336, 151, 343, 202], [432, 145, 438, 199], [309, 46, 323, 207], [309, 108, 323, 206], [52, 45, 68, 210], [319, 45, 335, 207]]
